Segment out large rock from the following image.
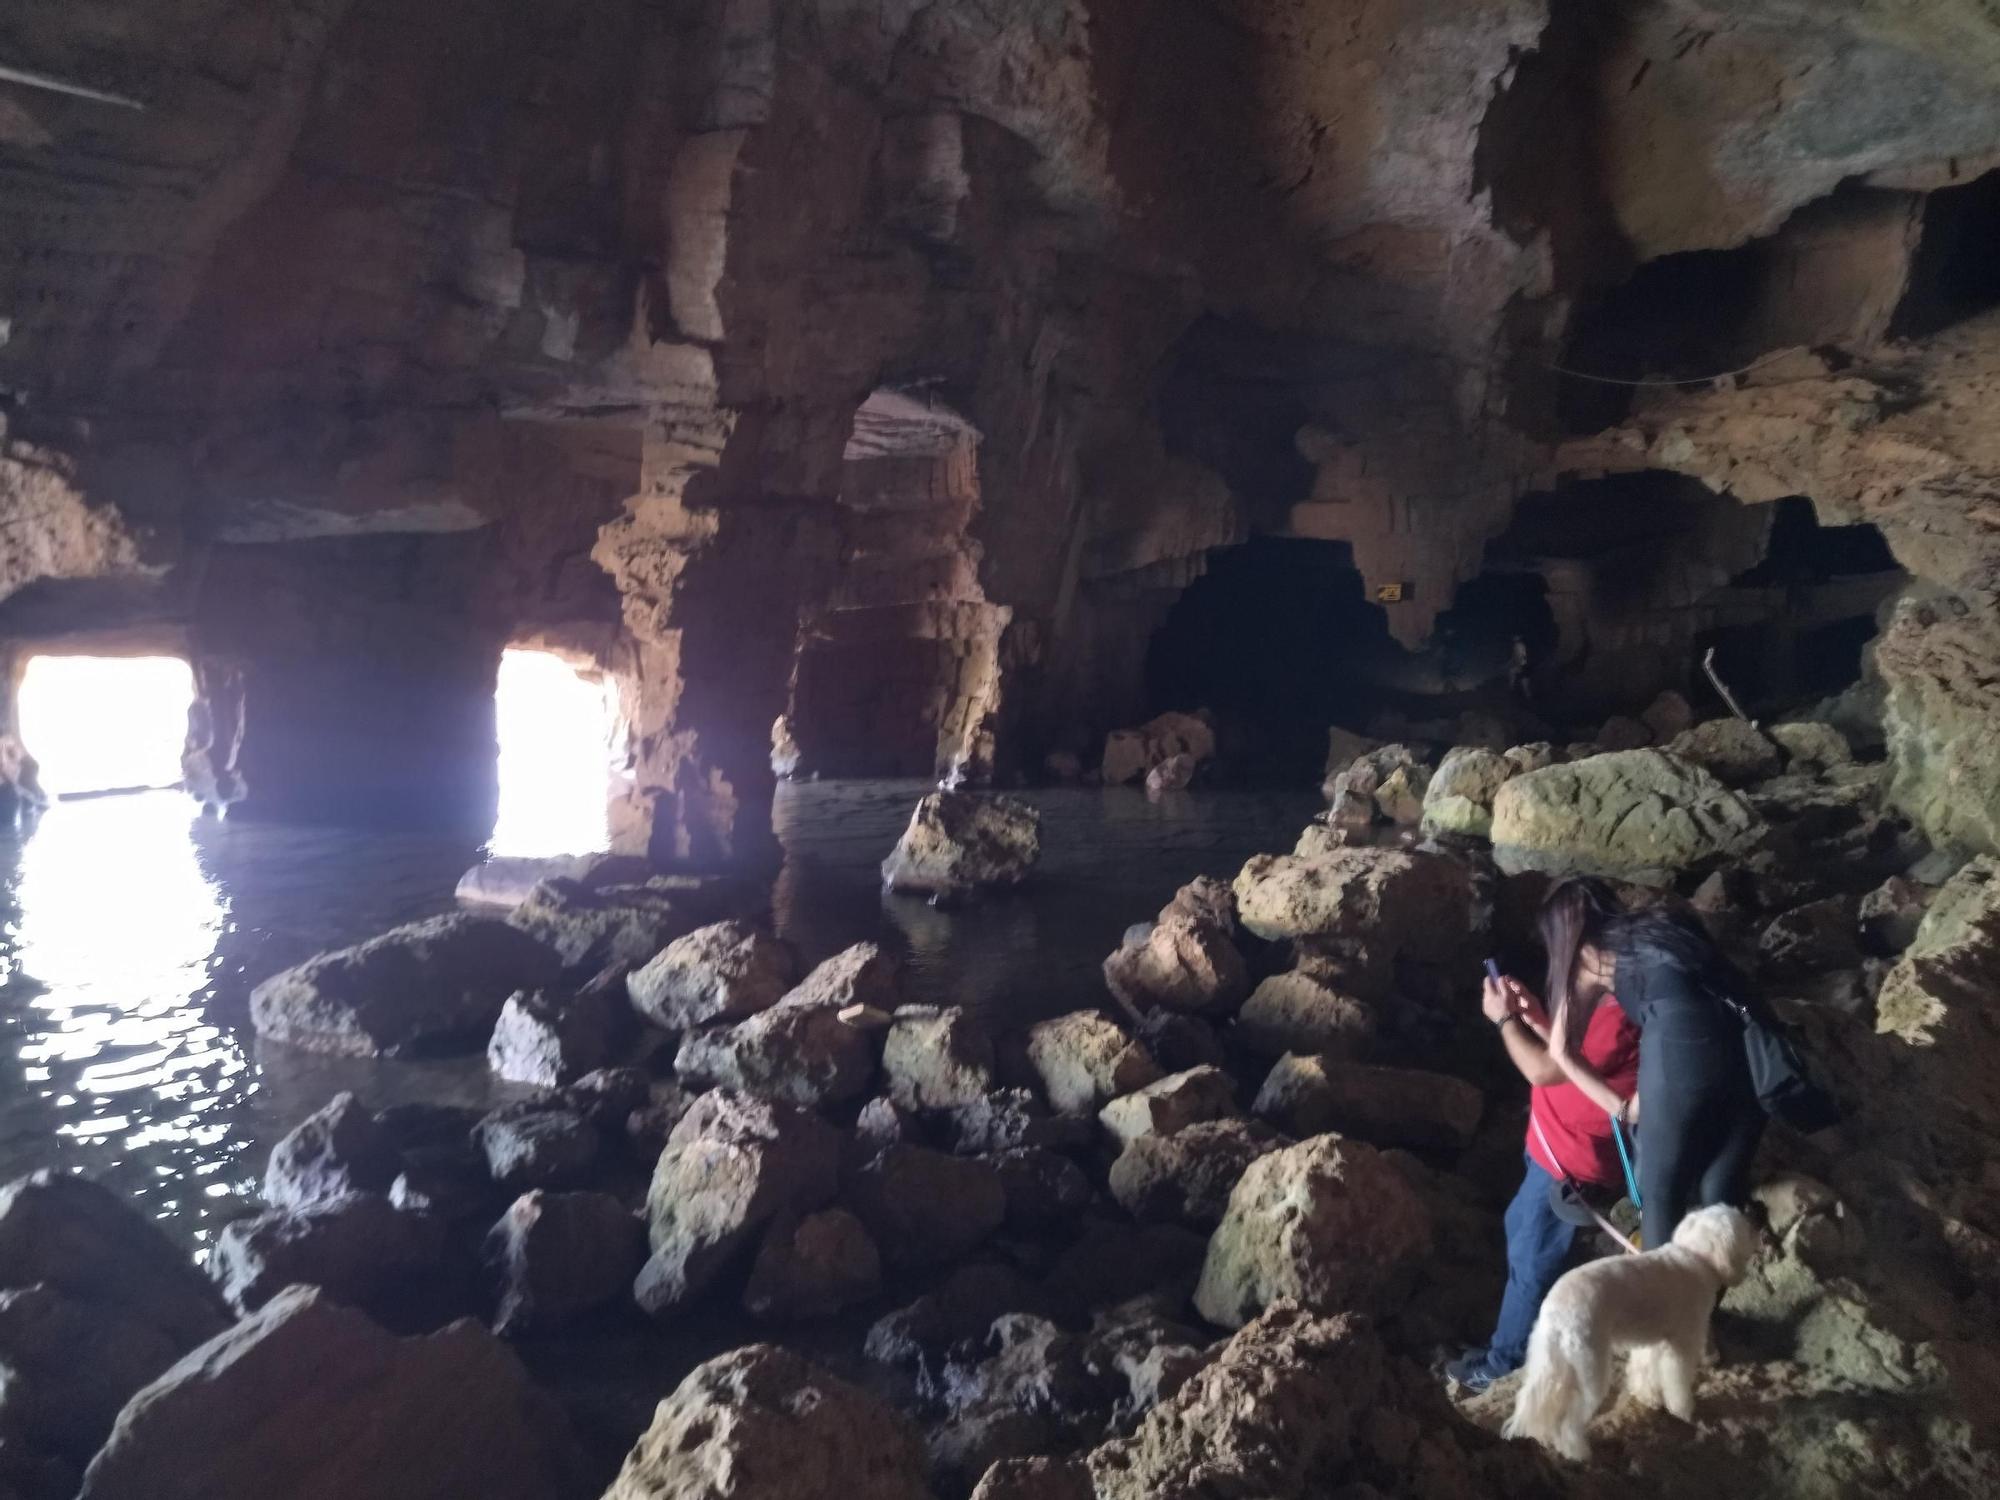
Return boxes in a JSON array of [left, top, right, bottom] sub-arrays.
[[1251, 1054, 1484, 1151], [1024, 1012, 1162, 1115], [882, 1005, 997, 1111], [486, 982, 632, 1087], [209, 1193, 445, 1316], [881, 791, 1042, 897], [1231, 846, 1474, 949], [638, 1093, 842, 1319], [77, 1286, 580, 1500], [782, 942, 902, 1010], [1878, 594, 2000, 854], [263, 1093, 400, 1212], [1101, 713, 1215, 787], [1670, 718, 1786, 786], [455, 852, 654, 909], [1231, 972, 1374, 1060], [1193, 1135, 1432, 1328], [1771, 720, 1854, 771], [945, 1089, 1090, 1155], [742, 1209, 883, 1322], [249, 915, 562, 1057], [472, 1106, 599, 1191], [844, 1145, 1006, 1269], [1419, 746, 1516, 838], [1107, 1118, 1289, 1228], [603, 1344, 930, 1500], [1097, 1067, 1237, 1146], [1100, 879, 1247, 1016], [1488, 749, 1766, 884], [675, 1002, 876, 1108], [1874, 857, 2000, 1143], [628, 920, 797, 1031], [502, 876, 700, 972], [483, 1191, 645, 1336]]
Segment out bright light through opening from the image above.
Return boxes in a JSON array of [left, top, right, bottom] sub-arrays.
[[18, 655, 195, 797], [489, 647, 619, 859]]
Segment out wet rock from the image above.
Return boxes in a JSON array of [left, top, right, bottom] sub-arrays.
[[209, 1193, 445, 1316], [1107, 1118, 1289, 1228], [1097, 1067, 1237, 1146], [389, 1145, 495, 1222], [456, 852, 654, 909], [989, 1148, 1092, 1233], [624, 1079, 701, 1157], [1135, 1011, 1227, 1073], [602, 1344, 929, 1500], [1145, 753, 1198, 795], [883, 1005, 997, 1111], [1759, 896, 1863, 978], [1641, 690, 1695, 743], [845, 1145, 1006, 1269], [483, 1190, 644, 1336], [882, 791, 1042, 897], [249, 914, 562, 1058], [1670, 718, 1785, 785], [1596, 714, 1652, 752], [1419, 746, 1516, 838], [675, 1002, 875, 1108], [473, 1106, 599, 1191], [1252, 1054, 1483, 1150], [1232, 845, 1475, 949], [1488, 749, 1765, 884], [1772, 720, 1854, 771], [1193, 1135, 1432, 1328], [1231, 971, 1374, 1060], [77, 1286, 580, 1500], [486, 983, 630, 1088], [1101, 910, 1247, 1017], [502, 876, 692, 972], [560, 1065, 653, 1130], [1102, 712, 1215, 787], [866, 1264, 1047, 1370], [945, 1089, 1089, 1155], [638, 1093, 841, 1319], [627, 920, 797, 1031], [1860, 875, 1932, 954], [1085, 1303, 1382, 1499], [782, 941, 902, 1010], [1025, 1012, 1162, 1115], [263, 1092, 399, 1212], [743, 1208, 882, 1322]]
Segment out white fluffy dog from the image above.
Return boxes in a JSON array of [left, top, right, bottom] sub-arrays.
[[1504, 1204, 1762, 1460]]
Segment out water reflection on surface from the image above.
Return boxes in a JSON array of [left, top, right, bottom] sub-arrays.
[[0, 781, 1319, 1250]]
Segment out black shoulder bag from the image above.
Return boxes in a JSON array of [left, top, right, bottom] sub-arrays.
[[1718, 990, 1842, 1133]]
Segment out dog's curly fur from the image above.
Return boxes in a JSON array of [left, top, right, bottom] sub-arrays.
[[1503, 1205, 1762, 1460]]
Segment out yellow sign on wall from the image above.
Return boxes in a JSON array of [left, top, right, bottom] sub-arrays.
[[1374, 581, 1407, 603]]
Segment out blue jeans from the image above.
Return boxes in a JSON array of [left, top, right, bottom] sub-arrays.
[[1487, 1155, 1576, 1373]]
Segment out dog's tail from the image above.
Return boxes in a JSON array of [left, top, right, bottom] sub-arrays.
[[1504, 1319, 1591, 1461]]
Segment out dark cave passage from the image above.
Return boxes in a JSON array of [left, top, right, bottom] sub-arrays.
[[1891, 168, 2000, 341]]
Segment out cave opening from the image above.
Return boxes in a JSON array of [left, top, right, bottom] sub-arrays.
[[1889, 168, 2000, 340], [16, 655, 195, 798], [486, 646, 622, 859]]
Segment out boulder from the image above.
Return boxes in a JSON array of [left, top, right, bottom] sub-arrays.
[[483, 1191, 645, 1336], [1097, 1067, 1237, 1146], [989, 1148, 1093, 1233], [628, 921, 797, 1031], [1193, 1135, 1432, 1328], [971, 1458, 1093, 1500], [1251, 1055, 1483, 1150], [638, 1093, 841, 1319], [1669, 718, 1785, 785], [455, 852, 654, 908], [1758, 896, 1863, 978], [1596, 714, 1652, 752], [1145, 754, 1198, 795], [883, 1006, 997, 1111], [782, 942, 902, 1010], [1372, 763, 1430, 824], [0, 1285, 189, 1465], [856, 1095, 927, 1150], [675, 1003, 875, 1108], [1860, 875, 1932, 955], [249, 915, 562, 1057], [1101, 915, 1247, 1017], [1135, 1011, 1227, 1074], [624, 1079, 701, 1157], [1107, 1119, 1289, 1228], [486, 983, 631, 1088], [1771, 720, 1854, 771], [1488, 749, 1765, 884], [1640, 690, 1695, 743], [882, 792, 1042, 897], [742, 1209, 883, 1321], [502, 876, 696, 972], [1504, 741, 1558, 774], [77, 1287, 580, 1500], [844, 1145, 1006, 1269], [1876, 856, 2000, 1053], [263, 1093, 399, 1212], [561, 1065, 653, 1130], [389, 1146, 496, 1223], [1419, 747, 1516, 839], [472, 1106, 599, 1191], [1231, 972, 1374, 1060], [602, 1344, 929, 1500], [209, 1193, 445, 1316], [1231, 845, 1474, 949], [1024, 1012, 1162, 1115], [1102, 713, 1215, 787], [865, 1264, 1048, 1372], [944, 1090, 1090, 1155]]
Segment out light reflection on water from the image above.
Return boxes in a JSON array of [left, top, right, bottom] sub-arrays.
[[0, 781, 1319, 1250]]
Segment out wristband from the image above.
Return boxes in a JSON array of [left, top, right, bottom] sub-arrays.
[[1496, 1013, 1518, 1031]]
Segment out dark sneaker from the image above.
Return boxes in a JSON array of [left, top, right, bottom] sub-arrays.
[[1444, 1350, 1508, 1394]]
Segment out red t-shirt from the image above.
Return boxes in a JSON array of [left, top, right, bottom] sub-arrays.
[[1525, 998, 1640, 1188]]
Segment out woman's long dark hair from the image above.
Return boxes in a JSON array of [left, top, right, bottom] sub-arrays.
[[1538, 876, 1733, 1052]]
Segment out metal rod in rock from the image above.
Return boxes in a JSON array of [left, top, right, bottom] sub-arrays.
[[1701, 647, 1756, 727]]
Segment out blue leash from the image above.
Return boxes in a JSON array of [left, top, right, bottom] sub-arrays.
[[1610, 1110, 1642, 1211]]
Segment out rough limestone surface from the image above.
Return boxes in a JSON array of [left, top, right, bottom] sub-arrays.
[[1231, 972, 1375, 1060], [1373, 762, 1431, 824], [742, 1209, 883, 1322], [1194, 1135, 1432, 1328], [675, 1002, 875, 1108], [639, 1093, 842, 1319], [1097, 1067, 1238, 1146], [603, 1343, 930, 1500], [249, 914, 562, 1057], [1670, 719, 1786, 786], [1772, 721, 1854, 771], [1102, 713, 1216, 787], [486, 985, 630, 1088], [263, 1092, 400, 1212], [483, 1190, 645, 1336], [843, 1145, 1006, 1269], [1488, 750, 1766, 884], [1231, 846, 1473, 948], [881, 791, 1042, 897], [1860, 875, 1932, 955], [1107, 1118, 1290, 1228], [77, 1287, 580, 1500], [628, 921, 798, 1031], [1419, 746, 1516, 838], [1252, 1054, 1484, 1151], [1102, 913, 1248, 1017], [501, 876, 696, 972], [1025, 1012, 1163, 1115], [882, 1005, 997, 1111], [208, 1193, 445, 1316], [781, 942, 902, 1010]]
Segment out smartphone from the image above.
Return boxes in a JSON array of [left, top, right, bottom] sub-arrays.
[[1483, 958, 1503, 984]]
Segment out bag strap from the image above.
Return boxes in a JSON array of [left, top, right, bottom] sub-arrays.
[[1529, 1104, 1640, 1255]]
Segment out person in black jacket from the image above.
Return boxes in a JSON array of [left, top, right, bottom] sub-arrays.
[[1522, 877, 1765, 1251]]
